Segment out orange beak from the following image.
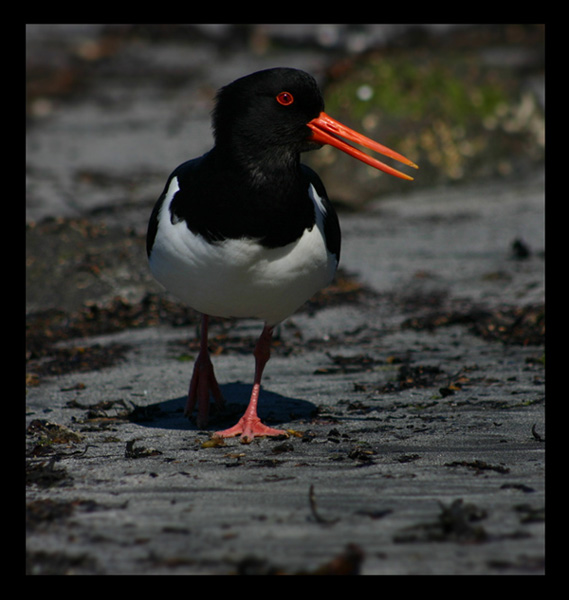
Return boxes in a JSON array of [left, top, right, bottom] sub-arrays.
[[307, 112, 418, 181]]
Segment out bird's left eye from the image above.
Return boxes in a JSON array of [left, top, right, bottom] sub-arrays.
[[276, 91, 294, 106]]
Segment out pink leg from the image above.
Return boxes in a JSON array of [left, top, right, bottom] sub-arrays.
[[184, 314, 224, 427], [214, 324, 287, 442]]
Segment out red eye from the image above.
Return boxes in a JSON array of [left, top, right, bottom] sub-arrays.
[[276, 91, 294, 106]]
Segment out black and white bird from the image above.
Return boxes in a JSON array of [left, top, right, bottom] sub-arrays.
[[147, 68, 417, 442]]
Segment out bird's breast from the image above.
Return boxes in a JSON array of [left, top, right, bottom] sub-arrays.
[[148, 177, 337, 325]]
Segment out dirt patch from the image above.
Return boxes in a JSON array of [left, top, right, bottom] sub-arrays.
[[26, 217, 151, 315], [402, 303, 545, 346], [393, 499, 488, 544]]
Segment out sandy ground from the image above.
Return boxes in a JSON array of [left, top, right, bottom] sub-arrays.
[[26, 175, 545, 575]]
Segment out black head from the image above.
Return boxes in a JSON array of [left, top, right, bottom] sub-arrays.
[[212, 68, 325, 159], [211, 67, 418, 180]]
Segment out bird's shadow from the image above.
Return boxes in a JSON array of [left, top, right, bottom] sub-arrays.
[[131, 382, 315, 432]]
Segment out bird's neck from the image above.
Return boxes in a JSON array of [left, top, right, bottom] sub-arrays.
[[199, 145, 314, 247], [210, 143, 302, 193]]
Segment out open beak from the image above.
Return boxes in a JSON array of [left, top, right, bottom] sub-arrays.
[[307, 112, 418, 181]]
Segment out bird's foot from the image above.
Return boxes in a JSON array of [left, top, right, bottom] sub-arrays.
[[214, 415, 287, 444], [185, 351, 224, 427]]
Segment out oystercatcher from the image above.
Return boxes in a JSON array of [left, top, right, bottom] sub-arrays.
[[147, 68, 417, 441]]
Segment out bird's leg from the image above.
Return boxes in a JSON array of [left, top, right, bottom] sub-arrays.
[[214, 324, 287, 442], [185, 314, 224, 427]]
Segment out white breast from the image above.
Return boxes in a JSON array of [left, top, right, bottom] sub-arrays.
[[149, 177, 338, 326]]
